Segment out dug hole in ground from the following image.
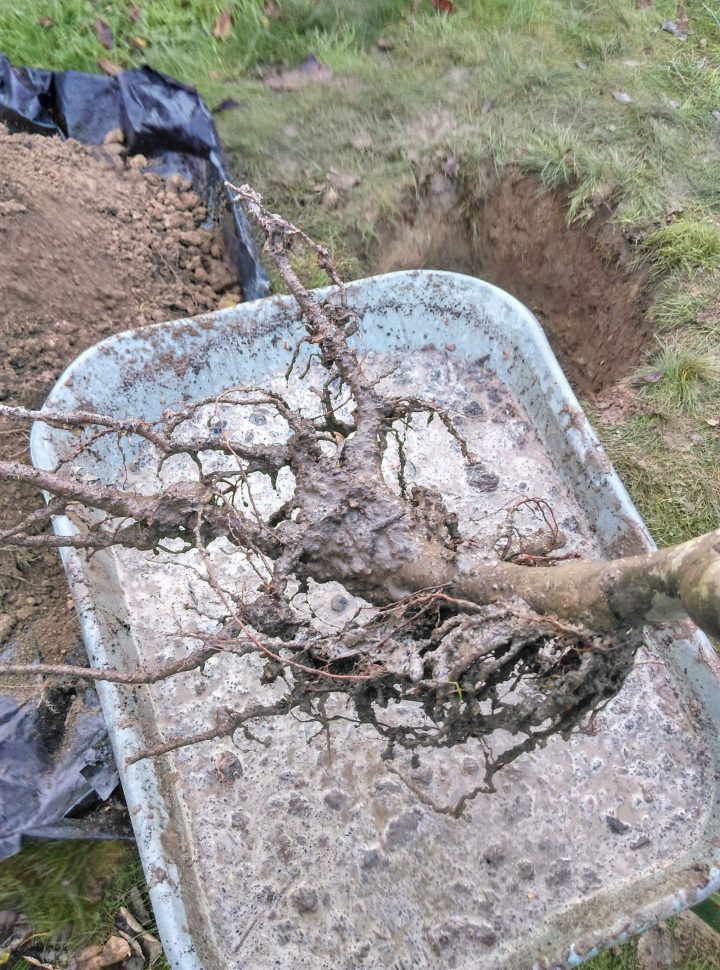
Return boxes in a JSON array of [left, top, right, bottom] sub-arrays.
[[376, 165, 652, 397]]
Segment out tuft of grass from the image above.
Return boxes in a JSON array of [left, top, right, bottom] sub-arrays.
[[0, 840, 170, 968], [596, 413, 720, 545], [0, 841, 136, 949], [0, 544, 39, 571], [637, 338, 720, 413], [650, 273, 720, 331], [521, 125, 582, 189], [642, 217, 720, 275], [583, 912, 720, 970], [583, 942, 638, 970]]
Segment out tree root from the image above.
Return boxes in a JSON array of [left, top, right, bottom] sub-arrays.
[[0, 183, 717, 792]]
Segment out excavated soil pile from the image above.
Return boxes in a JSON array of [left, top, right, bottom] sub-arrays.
[[0, 123, 243, 670], [377, 172, 652, 396]]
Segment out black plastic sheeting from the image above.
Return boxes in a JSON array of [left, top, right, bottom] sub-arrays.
[[0, 643, 134, 859], [0, 635, 135, 859], [0, 56, 268, 859]]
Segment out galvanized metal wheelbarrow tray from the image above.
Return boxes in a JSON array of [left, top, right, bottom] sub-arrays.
[[31, 271, 720, 969]]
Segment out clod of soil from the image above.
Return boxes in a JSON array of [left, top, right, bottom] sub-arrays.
[[376, 171, 652, 396], [0, 123, 243, 673]]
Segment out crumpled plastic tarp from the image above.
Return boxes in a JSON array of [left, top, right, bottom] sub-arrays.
[[0, 56, 267, 859], [0, 646, 134, 859]]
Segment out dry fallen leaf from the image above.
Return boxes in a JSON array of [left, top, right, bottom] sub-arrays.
[[130, 5, 141, 22], [38, 15, 54, 28], [264, 0, 282, 18], [99, 937, 131, 965], [705, 417, 719, 427], [97, 57, 122, 76], [212, 7, 233, 40], [94, 17, 114, 50], [131, 36, 148, 50], [432, 0, 454, 10]]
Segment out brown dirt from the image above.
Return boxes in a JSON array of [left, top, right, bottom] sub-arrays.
[[0, 123, 243, 674], [593, 383, 648, 426], [375, 170, 653, 397]]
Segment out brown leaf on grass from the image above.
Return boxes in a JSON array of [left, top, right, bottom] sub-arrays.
[[264, 0, 282, 18], [38, 16, 54, 28], [94, 18, 114, 50], [131, 36, 148, 50], [321, 185, 339, 210], [130, 5, 141, 22], [432, 0, 454, 11], [115, 908, 164, 965], [212, 7, 233, 40], [70, 936, 130, 970], [97, 58, 122, 76]]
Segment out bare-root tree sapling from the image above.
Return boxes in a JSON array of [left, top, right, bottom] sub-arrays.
[[0, 183, 718, 800]]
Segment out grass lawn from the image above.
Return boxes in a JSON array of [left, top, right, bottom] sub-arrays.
[[1, 1, 720, 967]]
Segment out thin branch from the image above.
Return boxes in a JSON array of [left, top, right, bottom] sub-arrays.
[[0, 496, 67, 542], [0, 643, 226, 685], [0, 402, 172, 452]]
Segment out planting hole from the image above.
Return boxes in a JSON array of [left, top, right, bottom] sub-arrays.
[[375, 173, 652, 396]]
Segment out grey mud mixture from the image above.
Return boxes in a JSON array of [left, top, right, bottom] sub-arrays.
[[87, 348, 709, 969]]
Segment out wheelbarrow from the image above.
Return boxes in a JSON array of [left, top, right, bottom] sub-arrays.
[[30, 270, 720, 969]]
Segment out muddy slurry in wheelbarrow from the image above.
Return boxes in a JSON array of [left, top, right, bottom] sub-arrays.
[[95, 342, 715, 966], [33, 273, 718, 970], [28, 193, 720, 968]]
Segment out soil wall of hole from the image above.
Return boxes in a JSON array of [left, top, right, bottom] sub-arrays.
[[374, 172, 653, 397]]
